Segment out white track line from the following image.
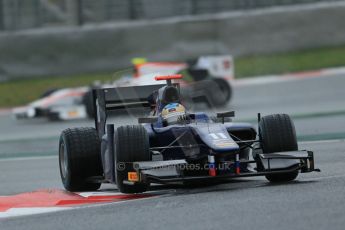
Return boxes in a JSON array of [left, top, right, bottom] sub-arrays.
[[0, 189, 175, 219], [0, 207, 72, 219], [233, 66, 345, 86], [306, 174, 345, 181], [0, 156, 57, 162], [299, 139, 345, 145]]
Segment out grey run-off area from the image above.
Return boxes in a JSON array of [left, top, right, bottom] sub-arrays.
[[0, 138, 344, 230]]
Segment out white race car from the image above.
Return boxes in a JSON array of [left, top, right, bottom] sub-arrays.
[[13, 55, 234, 121], [13, 87, 89, 120]]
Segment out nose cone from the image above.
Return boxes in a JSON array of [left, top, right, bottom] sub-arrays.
[[193, 123, 240, 152], [210, 137, 239, 152]]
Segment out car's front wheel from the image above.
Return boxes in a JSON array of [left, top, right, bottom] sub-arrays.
[[259, 114, 299, 183]]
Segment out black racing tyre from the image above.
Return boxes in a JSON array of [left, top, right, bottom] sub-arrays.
[[115, 125, 151, 193], [82, 90, 95, 119], [59, 127, 102, 191], [189, 79, 232, 107], [259, 114, 299, 183], [211, 78, 232, 106], [47, 111, 61, 121], [202, 79, 232, 107]]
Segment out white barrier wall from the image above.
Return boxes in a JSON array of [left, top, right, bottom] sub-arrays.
[[0, 2, 345, 79]]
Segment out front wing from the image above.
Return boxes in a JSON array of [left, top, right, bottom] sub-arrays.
[[124, 150, 319, 184]]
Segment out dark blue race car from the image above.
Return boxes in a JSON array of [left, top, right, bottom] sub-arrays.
[[59, 75, 319, 193]]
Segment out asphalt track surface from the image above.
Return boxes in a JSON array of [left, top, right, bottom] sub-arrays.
[[0, 73, 345, 229], [1, 140, 345, 230]]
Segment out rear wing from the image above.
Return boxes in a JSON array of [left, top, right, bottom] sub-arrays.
[[93, 84, 165, 138]]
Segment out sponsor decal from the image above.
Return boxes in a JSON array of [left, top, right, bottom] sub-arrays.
[[68, 110, 79, 117], [213, 139, 238, 148], [128, 172, 139, 182]]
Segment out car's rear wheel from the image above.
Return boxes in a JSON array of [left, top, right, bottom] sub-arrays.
[[198, 79, 232, 107], [115, 125, 151, 193], [188, 79, 232, 107], [59, 127, 102, 191], [259, 114, 299, 183], [210, 78, 232, 106]]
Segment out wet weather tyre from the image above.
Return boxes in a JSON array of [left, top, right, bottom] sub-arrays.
[[259, 114, 299, 183], [115, 125, 151, 193], [59, 127, 102, 191]]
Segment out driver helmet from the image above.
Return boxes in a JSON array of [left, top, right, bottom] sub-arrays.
[[161, 103, 186, 125]]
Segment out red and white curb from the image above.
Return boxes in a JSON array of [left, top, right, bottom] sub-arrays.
[[0, 189, 166, 219], [233, 66, 345, 86]]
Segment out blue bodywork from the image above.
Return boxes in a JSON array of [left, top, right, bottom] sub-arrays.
[[97, 83, 256, 182], [144, 112, 256, 160]]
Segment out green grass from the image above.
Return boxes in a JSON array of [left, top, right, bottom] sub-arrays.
[[0, 69, 132, 107], [235, 45, 345, 78], [1, 45, 345, 107]]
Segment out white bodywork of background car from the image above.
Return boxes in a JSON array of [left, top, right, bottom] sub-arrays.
[[12, 87, 88, 120], [12, 55, 234, 120]]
